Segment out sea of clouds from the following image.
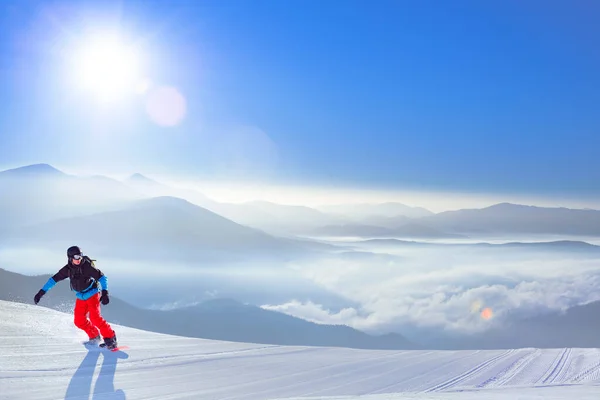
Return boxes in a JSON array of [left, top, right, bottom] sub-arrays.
[[262, 242, 600, 337]]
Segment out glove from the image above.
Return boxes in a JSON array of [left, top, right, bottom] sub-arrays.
[[100, 290, 110, 305], [34, 289, 45, 305]]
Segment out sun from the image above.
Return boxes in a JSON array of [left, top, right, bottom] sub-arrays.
[[71, 33, 143, 103]]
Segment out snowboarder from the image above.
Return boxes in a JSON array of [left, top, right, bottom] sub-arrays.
[[33, 246, 118, 350]]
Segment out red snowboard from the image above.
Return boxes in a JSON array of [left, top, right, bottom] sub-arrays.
[[99, 343, 129, 352]]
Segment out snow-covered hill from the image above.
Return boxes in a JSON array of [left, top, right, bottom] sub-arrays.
[[2, 300, 600, 400]]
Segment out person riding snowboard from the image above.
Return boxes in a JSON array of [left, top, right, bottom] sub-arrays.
[[33, 246, 118, 350]]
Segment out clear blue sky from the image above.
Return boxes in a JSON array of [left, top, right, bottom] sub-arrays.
[[0, 0, 598, 198]]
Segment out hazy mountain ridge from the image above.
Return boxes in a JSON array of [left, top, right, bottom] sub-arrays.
[[0, 164, 145, 233], [205, 200, 348, 234], [118, 170, 441, 234], [0, 164, 448, 241], [4, 196, 328, 263], [308, 222, 467, 239], [313, 202, 600, 239], [124, 172, 217, 209], [417, 202, 600, 236], [317, 202, 435, 219], [0, 163, 65, 177], [5, 164, 600, 239], [0, 268, 418, 350], [121, 172, 352, 233], [356, 238, 600, 252]]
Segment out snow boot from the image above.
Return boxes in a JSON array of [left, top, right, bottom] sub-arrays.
[[101, 335, 118, 350]]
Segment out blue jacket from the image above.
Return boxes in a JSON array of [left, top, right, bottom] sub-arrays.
[[42, 257, 108, 301]]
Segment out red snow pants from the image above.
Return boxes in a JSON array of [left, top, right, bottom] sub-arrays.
[[73, 293, 115, 339]]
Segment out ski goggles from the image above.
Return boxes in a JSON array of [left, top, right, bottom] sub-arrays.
[[72, 254, 83, 260]]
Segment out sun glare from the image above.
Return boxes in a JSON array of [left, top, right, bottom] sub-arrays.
[[72, 34, 143, 102]]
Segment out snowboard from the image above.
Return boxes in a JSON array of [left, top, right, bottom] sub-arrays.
[[99, 342, 129, 352]]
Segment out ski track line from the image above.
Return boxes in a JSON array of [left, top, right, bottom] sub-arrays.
[[561, 349, 585, 384], [1, 347, 88, 358], [139, 351, 398, 400], [552, 348, 574, 383], [0, 338, 271, 357], [167, 350, 422, 400], [0, 346, 315, 378], [371, 350, 487, 395], [214, 350, 431, 400], [0, 344, 290, 373], [536, 348, 572, 385], [422, 349, 515, 393], [119, 347, 322, 374], [288, 351, 450, 399], [477, 348, 541, 389], [114, 344, 291, 365], [569, 351, 600, 383]]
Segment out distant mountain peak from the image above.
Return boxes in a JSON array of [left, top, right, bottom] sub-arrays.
[[127, 173, 160, 184], [0, 163, 65, 177], [489, 202, 518, 207]]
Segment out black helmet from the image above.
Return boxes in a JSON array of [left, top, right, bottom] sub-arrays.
[[67, 245, 82, 259]]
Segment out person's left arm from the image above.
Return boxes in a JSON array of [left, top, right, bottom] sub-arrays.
[[87, 263, 110, 305]]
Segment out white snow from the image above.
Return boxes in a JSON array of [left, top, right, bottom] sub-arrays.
[[2, 300, 600, 400]]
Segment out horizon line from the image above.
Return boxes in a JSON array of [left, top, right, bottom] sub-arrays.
[[1, 162, 599, 213]]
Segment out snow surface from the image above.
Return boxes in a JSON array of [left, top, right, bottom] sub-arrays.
[[2, 300, 600, 400]]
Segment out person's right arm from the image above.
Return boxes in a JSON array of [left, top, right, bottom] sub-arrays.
[[42, 266, 70, 292], [34, 266, 69, 304]]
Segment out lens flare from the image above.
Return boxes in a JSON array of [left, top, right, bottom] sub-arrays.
[[470, 300, 483, 313], [145, 86, 187, 127], [481, 307, 493, 320]]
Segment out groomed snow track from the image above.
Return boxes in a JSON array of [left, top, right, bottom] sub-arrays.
[[2, 300, 600, 400]]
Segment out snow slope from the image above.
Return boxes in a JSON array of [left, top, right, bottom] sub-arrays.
[[2, 300, 600, 400]]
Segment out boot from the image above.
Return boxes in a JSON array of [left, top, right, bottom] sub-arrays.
[[102, 334, 118, 350]]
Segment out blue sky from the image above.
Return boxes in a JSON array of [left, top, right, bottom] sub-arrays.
[[0, 0, 598, 201]]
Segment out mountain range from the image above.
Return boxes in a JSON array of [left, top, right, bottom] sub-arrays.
[[317, 202, 434, 219], [0, 164, 143, 234], [354, 238, 600, 253], [5, 196, 321, 263], [3, 162, 600, 273], [0, 164, 336, 263], [0, 268, 418, 350], [418, 202, 600, 237], [3, 163, 600, 242]]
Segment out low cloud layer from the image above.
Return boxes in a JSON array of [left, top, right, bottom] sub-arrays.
[[262, 243, 600, 336]]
